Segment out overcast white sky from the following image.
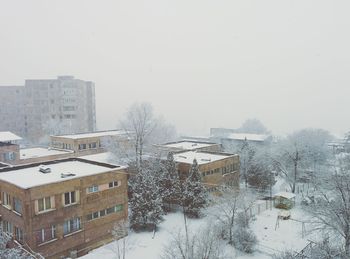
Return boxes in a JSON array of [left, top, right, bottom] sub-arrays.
[[1, 0, 349, 137]]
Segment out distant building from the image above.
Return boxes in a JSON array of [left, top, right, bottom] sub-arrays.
[[220, 133, 272, 149], [0, 131, 74, 165], [0, 131, 22, 164], [0, 158, 128, 258], [210, 128, 272, 150], [0, 76, 96, 143], [155, 140, 222, 153], [173, 151, 240, 189], [50, 130, 130, 156]]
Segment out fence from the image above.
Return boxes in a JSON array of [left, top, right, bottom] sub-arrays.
[[247, 199, 273, 218]]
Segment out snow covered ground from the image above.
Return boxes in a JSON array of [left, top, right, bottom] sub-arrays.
[[82, 205, 311, 259]]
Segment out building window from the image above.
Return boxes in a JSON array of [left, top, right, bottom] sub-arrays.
[[89, 142, 97, 149], [64, 191, 77, 206], [15, 227, 24, 242], [2, 220, 12, 233], [87, 185, 99, 194], [2, 192, 11, 208], [13, 197, 22, 214], [78, 144, 87, 150], [108, 181, 120, 188], [36, 225, 56, 244], [63, 217, 81, 235], [3, 152, 15, 161], [37, 197, 53, 212]]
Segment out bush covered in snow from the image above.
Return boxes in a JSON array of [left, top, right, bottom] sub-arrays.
[[233, 225, 257, 254]]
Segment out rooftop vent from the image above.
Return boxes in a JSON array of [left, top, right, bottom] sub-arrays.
[[201, 158, 211, 162], [61, 173, 76, 178], [39, 165, 51, 174], [179, 155, 187, 159]]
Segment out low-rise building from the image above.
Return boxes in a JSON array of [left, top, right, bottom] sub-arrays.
[[220, 133, 272, 149], [0, 158, 128, 258], [155, 140, 222, 153], [173, 151, 240, 189], [50, 130, 130, 156], [0, 131, 22, 164]]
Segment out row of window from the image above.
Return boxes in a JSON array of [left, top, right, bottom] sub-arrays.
[[201, 163, 239, 177], [37, 191, 78, 213], [78, 142, 100, 150], [1, 192, 22, 214], [2, 181, 122, 216], [86, 204, 123, 221], [18, 204, 123, 245], [87, 180, 121, 194]]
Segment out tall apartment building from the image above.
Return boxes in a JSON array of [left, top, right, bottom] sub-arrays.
[[0, 76, 96, 143], [0, 158, 128, 258]]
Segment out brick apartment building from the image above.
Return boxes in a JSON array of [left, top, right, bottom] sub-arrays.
[[0, 158, 128, 258], [0, 131, 22, 164], [0, 76, 96, 143], [173, 151, 240, 189], [50, 130, 130, 156]]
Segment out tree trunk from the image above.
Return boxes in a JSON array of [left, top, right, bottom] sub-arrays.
[[292, 151, 299, 193], [345, 228, 350, 256]]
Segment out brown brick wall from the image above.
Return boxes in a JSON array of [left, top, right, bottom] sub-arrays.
[[0, 143, 20, 163], [177, 155, 240, 187], [0, 167, 128, 259]]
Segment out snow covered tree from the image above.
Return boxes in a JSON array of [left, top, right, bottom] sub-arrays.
[[247, 153, 275, 193], [271, 128, 333, 193], [0, 227, 33, 259], [180, 159, 207, 218], [161, 225, 226, 259], [160, 152, 182, 211], [238, 118, 269, 134], [129, 168, 164, 231], [239, 139, 256, 187], [304, 168, 350, 256], [209, 188, 255, 246]]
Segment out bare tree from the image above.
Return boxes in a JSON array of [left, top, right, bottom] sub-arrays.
[[161, 225, 227, 259], [117, 102, 176, 172], [208, 188, 255, 246], [111, 220, 132, 259], [304, 169, 350, 256]]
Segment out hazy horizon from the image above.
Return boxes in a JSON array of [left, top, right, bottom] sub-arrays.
[[1, 0, 350, 137]]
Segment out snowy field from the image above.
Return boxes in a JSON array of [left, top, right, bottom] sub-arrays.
[[82, 205, 311, 259]]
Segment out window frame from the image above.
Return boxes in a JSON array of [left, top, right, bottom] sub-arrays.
[[64, 191, 77, 206], [37, 196, 53, 213]]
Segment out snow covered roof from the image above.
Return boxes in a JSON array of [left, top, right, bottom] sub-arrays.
[[52, 130, 129, 140], [159, 141, 218, 150], [225, 133, 269, 142], [79, 152, 119, 165], [0, 131, 22, 142], [173, 151, 236, 165], [20, 147, 73, 160], [274, 192, 296, 199], [0, 159, 124, 189]]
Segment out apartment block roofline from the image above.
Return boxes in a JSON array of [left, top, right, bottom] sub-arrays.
[[173, 150, 238, 165], [51, 129, 130, 140], [0, 157, 127, 189], [0, 131, 22, 142]]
